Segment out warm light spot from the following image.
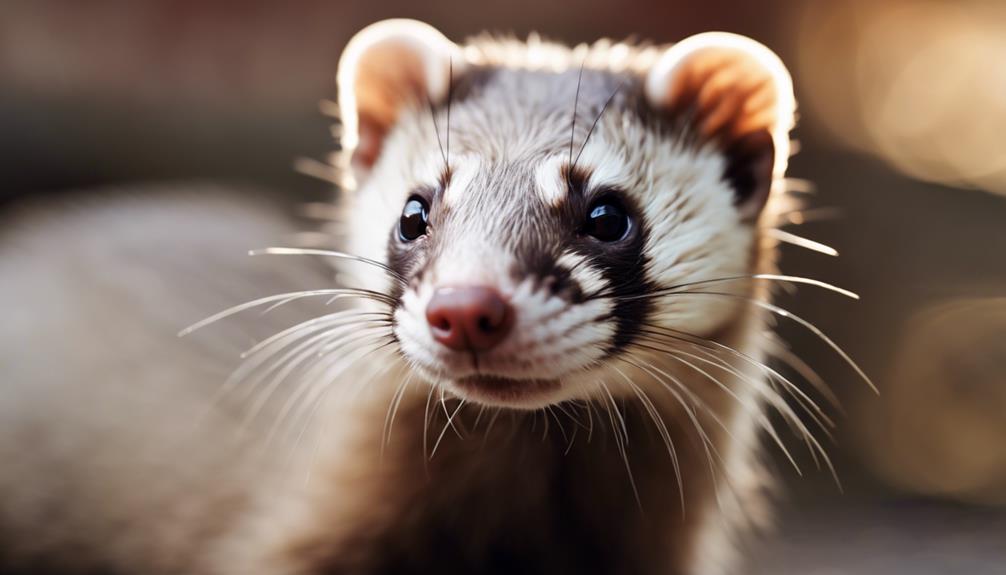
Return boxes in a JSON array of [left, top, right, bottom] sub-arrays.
[[862, 297, 1006, 504], [799, 0, 1006, 195]]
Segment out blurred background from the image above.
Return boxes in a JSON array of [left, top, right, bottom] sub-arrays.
[[2, 0, 1004, 572]]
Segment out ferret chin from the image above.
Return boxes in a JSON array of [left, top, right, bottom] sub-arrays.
[[0, 18, 866, 575]]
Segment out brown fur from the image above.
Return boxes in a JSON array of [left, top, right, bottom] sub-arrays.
[[0, 24, 801, 575]]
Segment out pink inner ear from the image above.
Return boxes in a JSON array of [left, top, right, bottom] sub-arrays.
[[348, 46, 429, 172], [352, 117, 387, 172], [658, 48, 784, 220], [337, 22, 462, 178], [666, 50, 779, 144]]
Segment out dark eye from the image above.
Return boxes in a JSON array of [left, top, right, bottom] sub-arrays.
[[399, 196, 429, 241], [584, 200, 629, 242]]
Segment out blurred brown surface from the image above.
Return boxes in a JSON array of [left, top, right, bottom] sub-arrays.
[[0, 0, 790, 196], [750, 498, 1006, 574], [1, 0, 1005, 570]]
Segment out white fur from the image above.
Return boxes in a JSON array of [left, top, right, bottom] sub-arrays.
[[574, 116, 752, 339], [330, 23, 798, 575], [358, 93, 756, 409], [555, 251, 607, 296], [395, 274, 614, 408], [533, 154, 568, 207]]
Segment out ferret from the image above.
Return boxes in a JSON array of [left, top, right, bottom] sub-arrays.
[[0, 19, 861, 575]]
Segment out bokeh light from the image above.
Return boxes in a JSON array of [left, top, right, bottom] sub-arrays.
[[799, 0, 1006, 195]]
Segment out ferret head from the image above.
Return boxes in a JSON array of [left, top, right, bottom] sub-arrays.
[[336, 20, 794, 408]]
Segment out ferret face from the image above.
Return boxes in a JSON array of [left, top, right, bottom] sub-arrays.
[[338, 21, 794, 408]]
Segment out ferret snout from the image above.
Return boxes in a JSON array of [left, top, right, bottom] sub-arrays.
[[425, 286, 514, 352]]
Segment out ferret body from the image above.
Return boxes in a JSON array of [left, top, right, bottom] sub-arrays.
[[0, 20, 807, 575]]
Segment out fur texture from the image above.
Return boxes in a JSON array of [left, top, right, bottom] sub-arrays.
[[0, 22, 813, 575]]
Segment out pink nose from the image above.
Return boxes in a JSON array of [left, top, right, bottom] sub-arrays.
[[425, 286, 514, 352]]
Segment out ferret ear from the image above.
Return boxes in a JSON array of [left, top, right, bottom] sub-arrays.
[[337, 19, 462, 177], [645, 33, 795, 220]]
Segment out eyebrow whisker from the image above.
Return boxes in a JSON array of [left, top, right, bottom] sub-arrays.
[[568, 60, 586, 173], [572, 79, 626, 171], [446, 56, 453, 172]]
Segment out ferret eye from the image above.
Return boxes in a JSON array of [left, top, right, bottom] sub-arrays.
[[584, 200, 629, 242], [399, 196, 429, 241]]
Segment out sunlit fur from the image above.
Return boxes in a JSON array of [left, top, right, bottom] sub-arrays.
[[323, 24, 802, 575], [346, 64, 759, 409], [0, 23, 866, 575]]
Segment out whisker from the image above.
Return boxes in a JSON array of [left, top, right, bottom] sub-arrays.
[[668, 292, 876, 393], [597, 380, 642, 510], [598, 381, 629, 445], [439, 387, 464, 439], [472, 404, 489, 431], [608, 363, 684, 512], [235, 321, 367, 406], [639, 323, 821, 409], [765, 338, 843, 412], [446, 57, 453, 170], [244, 324, 390, 428], [779, 206, 843, 225], [269, 334, 397, 444], [627, 345, 832, 502], [422, 383, 436, 476], [287, 345, 401, 453], [568, 60, 585, 169], [585, 400, 597, 443], [316, 321, 394, 354], [545, 406, 570, 447], [618, 273, 858, 302], [629, 337, 808, 474], [572, 79, 626, 171], [621, 356, 736, 515], [260, 339, 395, 474], [553, 403, 583, 454], [633, 325, 842, 486], [768, 229, 838, 257], [202, 312, 375, 412], [430, 398, 465, 460], [619, 356, 728, 467], [428, 95, 448, 169], [382, 370, 416, 452], [553, 401, 587, 430], [293, 157, 341, 185], [178, 288, 392, 336], [665, 338, 837, 435], [482, 408, 504, 447], [248, 247, 407, 285], [635, 325, 837, 438], [540, 407, 552, 442], [240, 311, 389, 359], [563, 421, 579, 456]]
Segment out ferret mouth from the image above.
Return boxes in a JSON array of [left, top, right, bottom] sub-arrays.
[[451, 375, 562, 408]]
